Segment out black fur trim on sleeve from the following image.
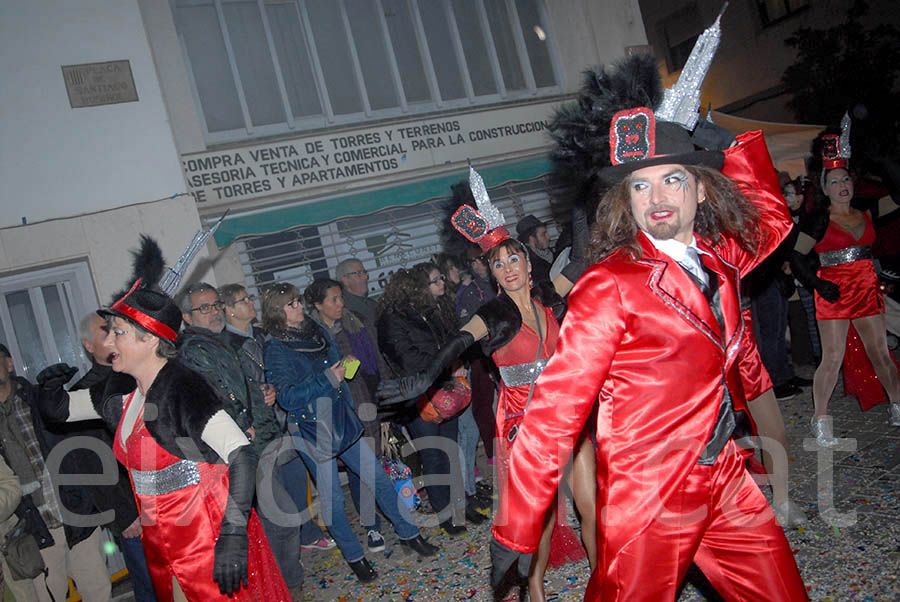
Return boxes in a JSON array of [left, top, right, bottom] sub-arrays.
[[143, 361, 224, 463], [475, 295, 522, 356], [88, 371, 135, 434]]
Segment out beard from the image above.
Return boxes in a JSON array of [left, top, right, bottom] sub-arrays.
[[643, 206, 682, 240]]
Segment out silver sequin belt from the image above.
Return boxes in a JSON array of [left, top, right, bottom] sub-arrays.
[[130, 459, 201, 496], [499, 358, 549, 388], [819, 245, 872, 267]]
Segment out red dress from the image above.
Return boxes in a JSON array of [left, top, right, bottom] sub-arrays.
[[492, 302, 585, 567], [492, 301, 559, 477], [113, 391, 290, 601], [813, 212, 882, 320], [813, 212, 898, 410]]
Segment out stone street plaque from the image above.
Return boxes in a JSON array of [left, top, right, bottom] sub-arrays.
[[61, 60, 138, 108]]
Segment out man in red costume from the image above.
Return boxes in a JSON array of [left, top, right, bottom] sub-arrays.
[[490, 55, 809, 601]]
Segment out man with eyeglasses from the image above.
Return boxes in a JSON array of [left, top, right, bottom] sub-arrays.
[[178, 282, 305, 600], [336, 258, 376, 326]]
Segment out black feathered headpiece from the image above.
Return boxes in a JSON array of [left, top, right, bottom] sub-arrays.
[[549, 53, 724, 212], [98, 236, 182, 342]]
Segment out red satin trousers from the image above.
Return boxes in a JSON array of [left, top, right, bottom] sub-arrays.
[[584, 441, 808, 601]]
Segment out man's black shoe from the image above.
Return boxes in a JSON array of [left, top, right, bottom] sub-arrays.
[[773, 383, 802, 401], [399, 535, 438, 557], [348, 558, 377, 583], [465, 503, 488, 525], [467, 493, 491, 514], [791, 376, 813, 387], [440, 520, 467, 536]]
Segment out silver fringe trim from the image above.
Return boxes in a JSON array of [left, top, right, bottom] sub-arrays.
[[819, 245, 871, 267]]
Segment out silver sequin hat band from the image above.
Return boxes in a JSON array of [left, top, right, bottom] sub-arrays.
[[819, 245, 872, 267]]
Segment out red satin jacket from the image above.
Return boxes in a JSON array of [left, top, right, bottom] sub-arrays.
[[492, 131, 793, 554]]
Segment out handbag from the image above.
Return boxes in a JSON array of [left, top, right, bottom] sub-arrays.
[[381, 422, 423, 483], [380, 456, 420, 510], [2, 518, 46, 581], [288, 387, 364, 463], [416, 376, 471, 424]]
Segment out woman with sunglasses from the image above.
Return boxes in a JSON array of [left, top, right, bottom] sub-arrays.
[[262, 283, 437, 584]]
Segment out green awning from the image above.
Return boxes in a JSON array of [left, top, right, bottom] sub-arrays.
[[212, 155, 551, 246]]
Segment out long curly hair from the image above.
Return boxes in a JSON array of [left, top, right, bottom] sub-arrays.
[[588, 165, 761, 262], [376, 263, 457, 336]]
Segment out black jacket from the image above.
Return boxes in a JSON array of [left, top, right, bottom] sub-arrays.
[[8, 377, 99, 547], [377, 304, 450, 377]]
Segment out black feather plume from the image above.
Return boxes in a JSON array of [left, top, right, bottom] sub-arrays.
[[548, 54, 663, 215], [108, 235, 167, 305], [439, 178, 479, 254]]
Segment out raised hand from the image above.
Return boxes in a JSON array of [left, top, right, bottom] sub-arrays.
[[36, 363, 78, 391]]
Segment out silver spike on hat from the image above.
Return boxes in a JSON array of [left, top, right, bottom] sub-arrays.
[[655, 2, 728, 131], [158, 210, 229, 296], [468, 163, 505, 231], [838, 112, 852, 159]]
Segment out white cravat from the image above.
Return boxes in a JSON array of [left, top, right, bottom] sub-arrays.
[[645, 233, 710, 289]]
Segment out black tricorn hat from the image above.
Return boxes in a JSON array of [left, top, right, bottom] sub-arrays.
[[97, 236, 182, 342]]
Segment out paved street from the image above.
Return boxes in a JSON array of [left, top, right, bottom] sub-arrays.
[[299, 370, 899, 601]]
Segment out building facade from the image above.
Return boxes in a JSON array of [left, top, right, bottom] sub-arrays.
[[1, 0, 647, 378]]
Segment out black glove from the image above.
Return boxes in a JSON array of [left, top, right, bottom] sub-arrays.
[[489, 537, 532, 589], [35, 363, 78, 423], [789, 251, 840, 303], [691, 116, 736, 151], [36, 363, 78, 391], [212, 444, 258, 595], [376, 331, 475, 405]]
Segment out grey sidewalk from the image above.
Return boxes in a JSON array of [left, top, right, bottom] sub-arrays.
[[299, 376, 899, 601]]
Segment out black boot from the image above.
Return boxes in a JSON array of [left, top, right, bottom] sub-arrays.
[[465, 500, 488, 525], [399, 535, 438, 557], [348, 557, 377, 583], [440, 519, 467, 536], [467, 493, 491, 514]]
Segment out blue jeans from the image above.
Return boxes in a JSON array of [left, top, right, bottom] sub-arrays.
[[347, 460, 382, 532], [751, 281, 794, 386], [457, 405, 479, 497], [116, 534, 156, 602], [256, 455, 306, 587], [296, 436, 419, 563], [275, 456, 327, 546], [405, 414, 465, 520]]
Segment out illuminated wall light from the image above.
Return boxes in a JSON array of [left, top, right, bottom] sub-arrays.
[[533, 25, 546, 41]]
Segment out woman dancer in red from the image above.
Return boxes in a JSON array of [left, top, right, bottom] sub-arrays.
[[379, 168, 594, 602], [793, 119, 900, 445], [38, 238, 290, 601]]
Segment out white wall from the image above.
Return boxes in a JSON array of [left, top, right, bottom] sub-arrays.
[[546, 0, 648, 91], [0, 195, 216, 306], [0, 0, 188, 228]]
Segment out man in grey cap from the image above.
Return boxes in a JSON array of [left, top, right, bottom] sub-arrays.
[[516, 215, 553, 286]]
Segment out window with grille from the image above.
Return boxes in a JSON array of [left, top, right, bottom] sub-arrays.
[[173, 0, 561, 144], [0, 261, 98, 381], [232, 175, 560, 299]]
